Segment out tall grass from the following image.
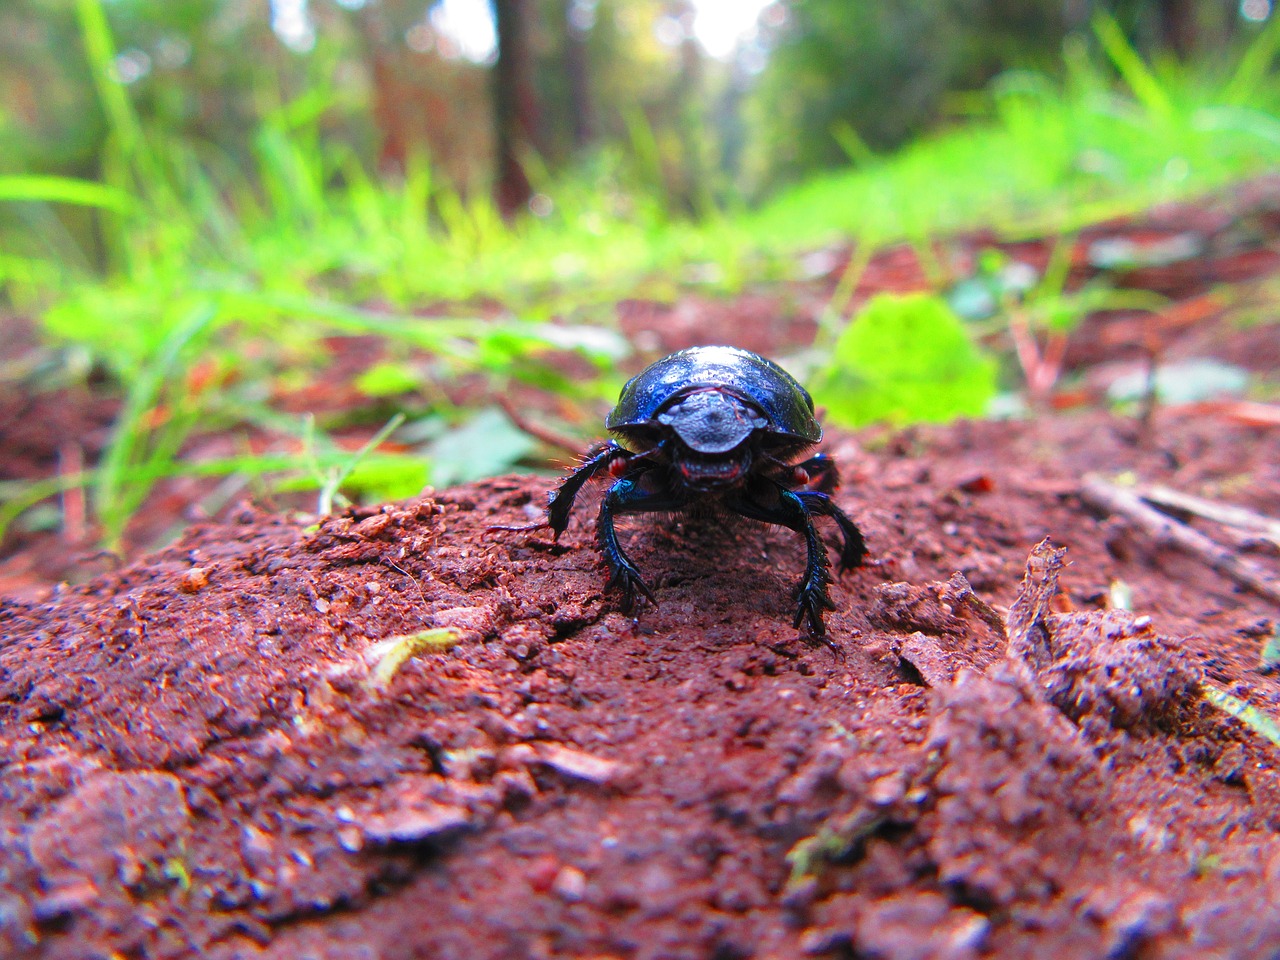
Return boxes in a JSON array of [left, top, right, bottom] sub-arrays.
[[747, 13, 1280, 252], [9, 12, 1280, 333]]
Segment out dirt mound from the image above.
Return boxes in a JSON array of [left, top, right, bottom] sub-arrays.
[[2, 409, 1279, 958]]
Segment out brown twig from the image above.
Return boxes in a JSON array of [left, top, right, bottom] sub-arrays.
[[1216, 400, 1280, 427], [1007, 308, 1048, 402], [496, 395, 585, 456], [1138, 484, 1280, 548], [1080, 476, 1280, 606], [57, 442, 85, 545], [1136, 327, 1161, 438]]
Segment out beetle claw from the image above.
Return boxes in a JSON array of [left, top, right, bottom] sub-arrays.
[[793, 578, 837, 635], [609, 564, 656, 610]]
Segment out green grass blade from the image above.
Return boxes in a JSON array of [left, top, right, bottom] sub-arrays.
[[317, 413, 407, 516], [74, 0, 144, 169], [94, 301, 218, 549], [0, 175, 136, 213], [1092, 12, 1173, 121], [1202, 684, 1280, 749], [0, 446, 434, 548], [1224, 14, 1280, 107]]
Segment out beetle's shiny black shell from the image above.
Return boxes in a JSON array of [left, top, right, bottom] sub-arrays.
[[606, 346, 821, 446]]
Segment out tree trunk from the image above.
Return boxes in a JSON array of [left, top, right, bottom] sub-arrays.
[[1156, 0, 1196, 57], [492, 0, 537, 216], [562, 0, 594, 150]]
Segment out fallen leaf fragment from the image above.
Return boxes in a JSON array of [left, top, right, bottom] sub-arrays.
[[1005, 537, 1067, 673], [365, 627, 462, 689]]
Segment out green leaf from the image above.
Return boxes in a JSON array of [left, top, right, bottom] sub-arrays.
[[812, 293, 998, 427], [424, 407, 536, 488], [341, 456, 431, 504], [354, 362, 423, 398]]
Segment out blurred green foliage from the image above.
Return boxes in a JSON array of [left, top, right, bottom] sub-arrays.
[[744, 0, 1251, 182], [812, 293, 998, 427], [0, 1, 1278, 551]]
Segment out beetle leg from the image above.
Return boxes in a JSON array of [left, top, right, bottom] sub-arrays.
[[597, 476, 686, 610], [728, 486, 836, 636], [547, 441, 630, 539], [793, 490, 867, 571]]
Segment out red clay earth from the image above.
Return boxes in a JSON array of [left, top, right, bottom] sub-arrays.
[[3, 184, 1280, 959], [3, 409, 1280, 959]]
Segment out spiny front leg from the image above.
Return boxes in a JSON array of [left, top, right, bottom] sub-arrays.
[[794, 490, 867, 571], [729, 486, 836, 636], [596, 475, 686, 611], [547, 441, 630, 539]]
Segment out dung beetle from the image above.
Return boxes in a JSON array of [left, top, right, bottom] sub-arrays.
[[548, 345, 866, 636]]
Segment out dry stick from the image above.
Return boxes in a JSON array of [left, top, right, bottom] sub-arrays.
[[1080, 476, 1280, 606], [496, 395, 584, 456], [1138, 484, 1280, 547], [57, 442, 86, 544], [1007, 308, 1048, 402]]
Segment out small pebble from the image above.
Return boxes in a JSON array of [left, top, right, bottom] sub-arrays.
[[552, 865, 587, 902], [178, 567, 209, 594]]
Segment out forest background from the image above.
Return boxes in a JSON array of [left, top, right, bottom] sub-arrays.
[[1, 0, 1277, 558]]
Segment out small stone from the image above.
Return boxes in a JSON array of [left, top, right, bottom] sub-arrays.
[[868, 771, 907, 806], [536, 744, 624, 785], [552, 865, 587, 902], [362, 804, 471, 845], [31, 881, 98, 922], [526, 855, 560, 893], [337, 826, 364, 853], [799, 928, 853, 955], [178, 567, 209, 594]]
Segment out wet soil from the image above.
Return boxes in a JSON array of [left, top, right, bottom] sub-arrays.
[[3, 181, 1280, 958]]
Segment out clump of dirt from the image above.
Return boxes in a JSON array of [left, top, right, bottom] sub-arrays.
[[2, 407, 1279, 959], [1007, 539, 1205, 733]]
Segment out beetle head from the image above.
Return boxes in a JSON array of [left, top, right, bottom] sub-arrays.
[[657, 388, 766, 490]]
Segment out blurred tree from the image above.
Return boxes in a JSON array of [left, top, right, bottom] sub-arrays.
[[0, 0, 101, 177], [1101, 0, 1241, 57], [493, 0, 538, 213], [7, 0, 1257, 239], [346, 0, 492, 189], [745, 0, 1072, 183], [744, 0, 1255, 190]]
